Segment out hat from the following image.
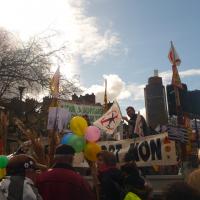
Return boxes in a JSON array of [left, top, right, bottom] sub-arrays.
[[55, 144, 75, 156], [7, 154, 40, 175]]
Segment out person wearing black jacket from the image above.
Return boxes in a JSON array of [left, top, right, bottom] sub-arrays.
[[97, 151, 125, 200], [123, 106, 149, 138]]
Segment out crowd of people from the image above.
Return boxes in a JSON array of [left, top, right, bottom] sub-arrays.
[[0, 106, 199, 200], [0, 143, 200, 200]]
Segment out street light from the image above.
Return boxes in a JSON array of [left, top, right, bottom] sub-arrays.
[[18, 86, 26, 101]]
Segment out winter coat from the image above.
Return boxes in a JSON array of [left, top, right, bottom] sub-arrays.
[[0, 176, 42, 200], [98, 167, 125, 200], [37, 163, 95, 200]]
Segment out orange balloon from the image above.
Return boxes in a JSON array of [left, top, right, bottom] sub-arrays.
[[84, 143, 101, 161]]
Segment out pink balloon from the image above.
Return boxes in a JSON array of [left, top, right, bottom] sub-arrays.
[[85, 126, 100, 142]]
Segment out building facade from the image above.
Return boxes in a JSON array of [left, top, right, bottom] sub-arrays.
[[144, 72, 168, 129]]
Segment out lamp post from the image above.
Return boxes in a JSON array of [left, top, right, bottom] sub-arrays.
[[18, 86, 26, 101], [18, 86, 26, 117]]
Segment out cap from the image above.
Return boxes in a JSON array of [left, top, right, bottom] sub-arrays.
[[55, 144, 75, 156], [7, 154, 45, 175]]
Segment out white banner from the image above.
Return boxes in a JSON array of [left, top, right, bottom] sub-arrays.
[[47, 107, 71, 132], [73, 133, 177, 167], [93, 101, 122, 134]]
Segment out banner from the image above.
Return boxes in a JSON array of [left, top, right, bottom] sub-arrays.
[[59, 101, 103, 123], [93, 101, 122, 134], [73, 133, 177, 167], [47, 107, 71, 132]]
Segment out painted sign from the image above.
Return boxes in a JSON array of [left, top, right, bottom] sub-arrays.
[[59, 100, 103, 123], [73, 133, 177, 167]]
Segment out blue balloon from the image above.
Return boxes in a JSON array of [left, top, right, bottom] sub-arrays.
[[61, 133, 73, 144]]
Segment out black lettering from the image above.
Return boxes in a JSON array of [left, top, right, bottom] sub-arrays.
[[138, 141, 150, 161], [127, 143, 139, 161], [150, 138, 162, 160]]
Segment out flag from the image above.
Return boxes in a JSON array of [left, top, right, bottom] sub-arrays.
[[167, 125, 189, 143], [93, 101, 122, 134], [50, 67, 60, 98], [172, 65, 182, 88], [47, 107, 71, 132], [168, 42, 182, 88], [134, 112, 144, 137], [104, 79, 108, 112], [168, 41, 181, 66]]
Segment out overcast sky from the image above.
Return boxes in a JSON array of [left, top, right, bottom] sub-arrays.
[[1, 0, 200, 116]]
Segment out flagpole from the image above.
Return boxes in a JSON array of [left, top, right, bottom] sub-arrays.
[[170, 41, 186, 162], [104, 79, 108, 113], [48, 67, 60, 166]]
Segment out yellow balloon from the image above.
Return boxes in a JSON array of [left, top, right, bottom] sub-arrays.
[[70, 116, 88, 136], [0, 168, 6, 179], [84, 143, 101, 161]]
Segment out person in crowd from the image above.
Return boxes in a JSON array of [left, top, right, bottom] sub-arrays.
[[164, 182, 200, 200], [186, 168, 200, 193], [97, 150, 125, 200], [36, 144, 95, 200], [121, 163, 152, 200], [123, 106, 149, 138], [0, 154, 42, 200], [82, 114, 91, 126]]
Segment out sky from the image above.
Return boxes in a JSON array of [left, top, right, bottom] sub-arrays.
[[0, 0, 200, 116]]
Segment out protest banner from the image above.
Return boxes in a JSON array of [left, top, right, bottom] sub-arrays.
[[59, 100, 103, 123], [93, 101, 122, 134], [73, 133, 177, 167]]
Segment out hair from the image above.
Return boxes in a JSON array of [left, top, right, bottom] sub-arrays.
[[126, 106, 135, 112], [164, 182, 200, 200], [97, 151, 117, 166], [187, 168, 200, 193]]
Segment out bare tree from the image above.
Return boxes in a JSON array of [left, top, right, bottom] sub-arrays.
[[59, 74, 82, 99], [0, 28, 65, 99]]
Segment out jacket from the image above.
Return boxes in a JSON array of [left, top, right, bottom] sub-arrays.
[[0, 176, 42, 200], [37, 163, 95, 200], [124, 192, 141, 200], [98, 167, 124, 200]]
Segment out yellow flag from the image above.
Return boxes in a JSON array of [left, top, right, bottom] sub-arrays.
[[50, 67, 60, 98]]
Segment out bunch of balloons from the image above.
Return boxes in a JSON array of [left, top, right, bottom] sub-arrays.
[[0, 155, 8, 179], [84, 126, 101, 161], [61, 116, 101, 161]]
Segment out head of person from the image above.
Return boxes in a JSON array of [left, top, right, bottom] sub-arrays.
[[96, 151, 117, 171], [164, 182, 200, 200], [6, 154, 40, 183], [53, 144, 75, 166], [187, 168, 200, 193], [126, 106, 135, 118], [121, 162, 140, 178], [82, 114, 91, 126]]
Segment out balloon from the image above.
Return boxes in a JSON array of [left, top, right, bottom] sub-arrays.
[[0, 168, 6, 179], [0, 155, 9, 168], [70, 116, 88, 136], [68, 134, 86, 153], [61, 133, 73, 144], [85, 126, 100, 142], [84, 143, 101, 161]]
